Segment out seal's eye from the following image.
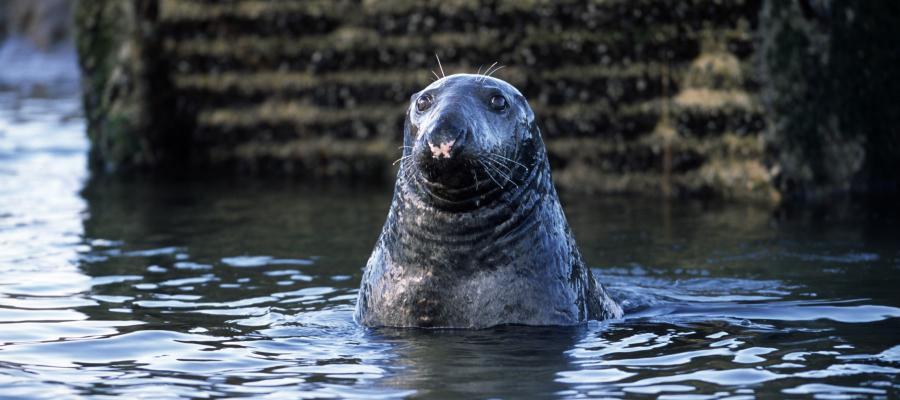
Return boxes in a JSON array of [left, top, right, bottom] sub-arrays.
[[416, 95, 433, 112], [490, 95, 507, 111]]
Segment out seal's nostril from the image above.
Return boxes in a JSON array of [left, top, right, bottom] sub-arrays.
[[428, 140, 455, 159], [424, 117, 467, 159]]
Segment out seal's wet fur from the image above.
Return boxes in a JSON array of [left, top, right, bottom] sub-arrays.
[[355, 74, 622, 328]]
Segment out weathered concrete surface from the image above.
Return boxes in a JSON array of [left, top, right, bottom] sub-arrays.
[[71, 0, 899, 200]]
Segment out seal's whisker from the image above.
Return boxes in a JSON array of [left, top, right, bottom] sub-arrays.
[[485, 164, 505, 189], [392, 154, 414, 165], [488, 158, 519, 186], [400, 164, 415, 183], [484, 61, 498, 75], [435, 53, 445, 78], [488, 160, 512, 177], [488, 153, 528, 171], [488, 164, 512, 182], [486, 160, 518, 188], [431, 70, 440, 81], [477, 160, 504, 189], [481, 62, 499, 82], [483, 158, 513, 175], [486, 153, 512, 170], [468, 162, 480, 190], [476, 65, 484, 75], [483, 154, 515, 171], [485, 65, 505, 79]]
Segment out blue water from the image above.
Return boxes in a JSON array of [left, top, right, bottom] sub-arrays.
[[0, 86, 899, 399]]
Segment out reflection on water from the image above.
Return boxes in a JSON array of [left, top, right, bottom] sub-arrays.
[[0, 88, 899, 399]]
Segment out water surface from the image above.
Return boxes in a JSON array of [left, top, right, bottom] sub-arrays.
[[0, 87, 898, 399]]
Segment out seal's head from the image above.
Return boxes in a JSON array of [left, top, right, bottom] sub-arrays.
[[400, 74, 542, 199], [357, 73, 625, 328]]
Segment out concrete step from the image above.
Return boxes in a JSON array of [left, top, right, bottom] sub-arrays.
[[161, 27, 755, 73], [160, 0, 760, 36], [170, 64, 690, 110]]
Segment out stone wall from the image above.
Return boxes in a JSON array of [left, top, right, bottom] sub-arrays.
[[76, 0, 900, 202], [75, 1, 188, 172], [760, 1, 900, 199]]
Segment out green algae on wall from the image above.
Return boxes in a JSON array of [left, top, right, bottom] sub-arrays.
[[75, 0, 187, 173]]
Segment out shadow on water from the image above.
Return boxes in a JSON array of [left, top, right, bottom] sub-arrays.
[[1, 89, 899, 398], [370, 326, 580, 398]]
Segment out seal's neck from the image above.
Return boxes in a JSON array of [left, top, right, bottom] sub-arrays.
[[384, 155, 558, 270]]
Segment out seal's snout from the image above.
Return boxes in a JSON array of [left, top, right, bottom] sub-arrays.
[[423, 116, 468, 160], [416, 113, 474, 187]]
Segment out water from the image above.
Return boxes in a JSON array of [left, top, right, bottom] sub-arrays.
[[1, 88, 899, 399]]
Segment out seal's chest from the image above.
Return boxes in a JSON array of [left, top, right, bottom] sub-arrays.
[[393, 266, 521, 327]]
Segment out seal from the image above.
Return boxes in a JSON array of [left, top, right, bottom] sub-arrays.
[[355, 73, 623, 328]]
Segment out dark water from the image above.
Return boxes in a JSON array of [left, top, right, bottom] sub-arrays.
[[1, 89, 899, 399]]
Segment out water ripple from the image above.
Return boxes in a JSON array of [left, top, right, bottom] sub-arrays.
[[1, 88, 898, 398]]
